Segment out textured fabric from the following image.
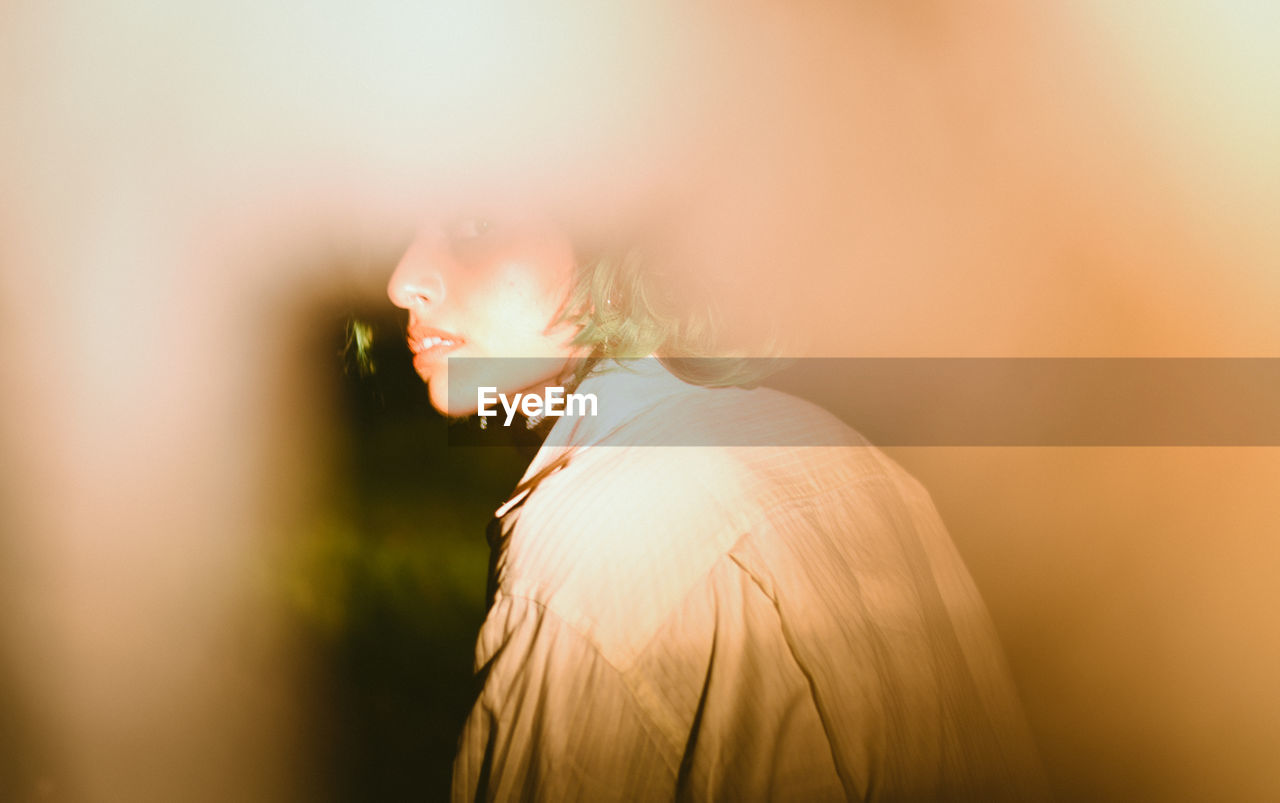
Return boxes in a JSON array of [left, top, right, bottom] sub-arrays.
[[453, 361, 1048, 802]]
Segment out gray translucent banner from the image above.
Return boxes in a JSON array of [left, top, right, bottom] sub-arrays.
[[443, 358, 1280, 446]]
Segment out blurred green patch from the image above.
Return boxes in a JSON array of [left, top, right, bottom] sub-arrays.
[[282, 517, 490, 640], [343, 318, 377, 378]]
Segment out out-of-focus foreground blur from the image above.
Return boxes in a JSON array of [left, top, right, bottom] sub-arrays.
[[2, 2, 1277, 801]]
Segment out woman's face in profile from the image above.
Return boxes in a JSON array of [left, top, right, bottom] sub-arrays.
[[387, 211, 582, 416]]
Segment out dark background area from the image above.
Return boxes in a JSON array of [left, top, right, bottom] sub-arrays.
[[292, 306, 532, 801]]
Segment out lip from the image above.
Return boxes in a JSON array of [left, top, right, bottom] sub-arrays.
[[407, 324, 466, 366]]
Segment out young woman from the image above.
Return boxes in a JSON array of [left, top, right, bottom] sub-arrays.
[[388, 206, 1046, 801]]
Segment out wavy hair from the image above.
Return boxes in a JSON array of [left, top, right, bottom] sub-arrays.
[[558, 243, 786, 388]]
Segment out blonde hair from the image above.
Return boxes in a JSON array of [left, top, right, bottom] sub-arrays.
[[559, 243, 784, 388]]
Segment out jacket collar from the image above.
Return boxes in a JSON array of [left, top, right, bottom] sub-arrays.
[[494, 358, 692, 518]]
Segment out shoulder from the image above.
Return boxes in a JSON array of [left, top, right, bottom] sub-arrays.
[[497, 442, 745, 663], [505, 384, 930, 656], [512, 382, 904, 558], [623, 382, 924, 511]]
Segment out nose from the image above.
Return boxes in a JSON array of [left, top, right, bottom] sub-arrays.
[[387, 234, 447, 310]]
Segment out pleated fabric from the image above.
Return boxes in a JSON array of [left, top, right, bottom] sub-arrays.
[[453, 361, 1048, 802]]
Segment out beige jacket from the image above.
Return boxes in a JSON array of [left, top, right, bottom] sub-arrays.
[[453, 361, 1047, 802]]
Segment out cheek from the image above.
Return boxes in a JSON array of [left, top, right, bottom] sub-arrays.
[[483, 263, 574, 340]]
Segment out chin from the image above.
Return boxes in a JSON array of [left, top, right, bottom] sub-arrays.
[[427, 376, 479, 418]]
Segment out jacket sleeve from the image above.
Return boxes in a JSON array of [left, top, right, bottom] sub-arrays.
[[452, 595, 678, 803]]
